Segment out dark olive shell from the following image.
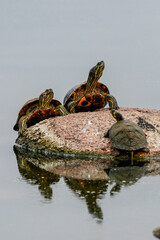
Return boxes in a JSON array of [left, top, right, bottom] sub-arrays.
[[63, 82, 109, 107], [108, 120, 147, 151]]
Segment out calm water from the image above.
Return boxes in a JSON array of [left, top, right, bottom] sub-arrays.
[[1, 1, 160, 239]]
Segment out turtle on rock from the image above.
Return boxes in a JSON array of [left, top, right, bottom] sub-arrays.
[[14, 89, 69, 134], [104, 109, 149, 164], [63, 61, 119, 113]]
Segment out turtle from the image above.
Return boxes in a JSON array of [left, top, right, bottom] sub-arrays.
[[104, 109, 149, 164], [13, 89, 69, 133], [63, 61, 119, 113]]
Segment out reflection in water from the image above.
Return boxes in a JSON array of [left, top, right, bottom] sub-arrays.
[[14, 146, 60, 200], [107, 166, 145, 196], [14, 145, 146, 221], [65, 178, 109, 221]]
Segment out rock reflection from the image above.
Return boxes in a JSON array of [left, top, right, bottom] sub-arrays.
[[14, 145, 151, 222], [65, 178, 109, 221], [14, 146, 60, 200]]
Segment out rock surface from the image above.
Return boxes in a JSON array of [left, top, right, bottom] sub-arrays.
[[14, 145, 160, 180], [16, 107, 160, 159]]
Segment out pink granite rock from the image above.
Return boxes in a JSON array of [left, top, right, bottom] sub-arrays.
[[16, 107, 160, 159]]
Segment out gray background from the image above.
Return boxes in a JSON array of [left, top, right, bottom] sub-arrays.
[[1, 0, 160, 115]]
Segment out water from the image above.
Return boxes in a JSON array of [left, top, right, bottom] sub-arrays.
[[0, 0, 160, 239]]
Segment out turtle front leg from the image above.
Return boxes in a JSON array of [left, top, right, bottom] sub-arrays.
[[18, 116, 28, 135], [106, 94, 119, 110], [66, 100, 78, 113], [56, 105, 69, 116], [18, 110, 34, 135]]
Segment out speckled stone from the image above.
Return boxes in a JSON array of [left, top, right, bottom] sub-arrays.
[[16, 107, 160, 158]]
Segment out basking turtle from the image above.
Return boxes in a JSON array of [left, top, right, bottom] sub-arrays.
[[14, 89, 69, 133], [104, 109, 149, 163], [63, 61, 119, 113]]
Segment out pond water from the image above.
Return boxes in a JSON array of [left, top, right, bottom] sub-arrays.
[[0, 1, 160, 239]]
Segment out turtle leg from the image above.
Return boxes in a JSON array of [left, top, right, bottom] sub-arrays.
[[18, 110, 34, 135], [66, 100, 78, 113], [55, 105, 69, 116], [106, 94, 119, 109], [18, 116, 28, 135]]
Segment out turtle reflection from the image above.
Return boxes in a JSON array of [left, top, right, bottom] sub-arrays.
[[14, 146, 60, 200], [107, 166, 145, 196], [65, 178, 109, 221]]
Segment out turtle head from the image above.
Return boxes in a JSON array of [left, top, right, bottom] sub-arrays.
[[39, 89, 54, 107], [110, 109, 124, 121], [86, 61, 105, 93], [89, 61, 105, 81]]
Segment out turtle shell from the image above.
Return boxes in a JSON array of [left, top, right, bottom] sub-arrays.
[[108, 120, 147, 151], [63, 82, 110, 112], [26, 108, 58, 128], [13, 98, 61, 131]]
